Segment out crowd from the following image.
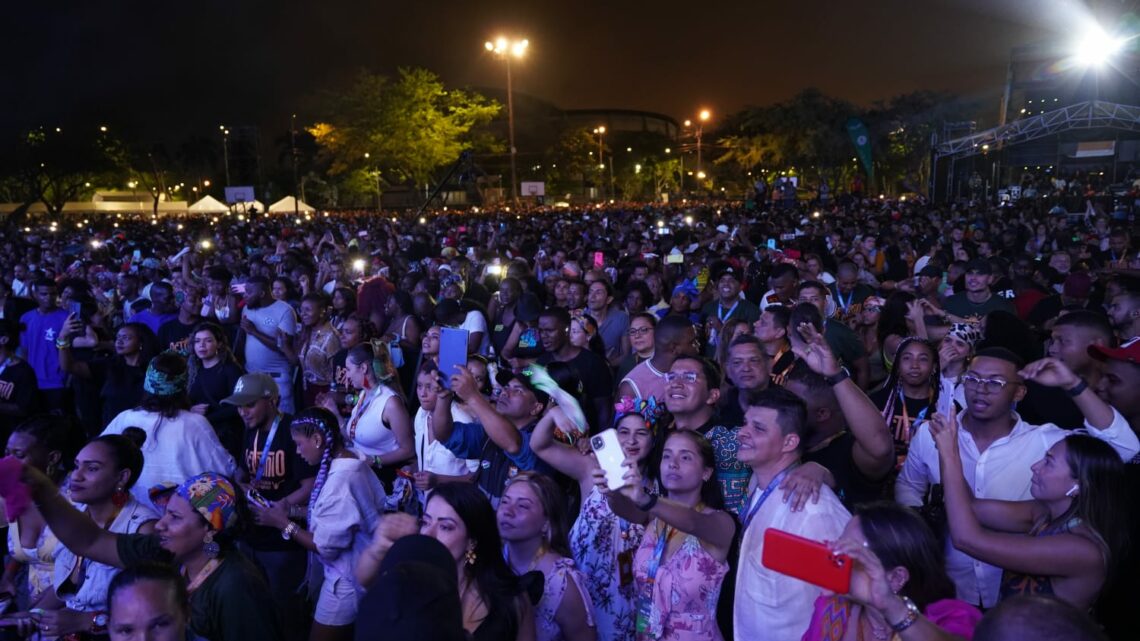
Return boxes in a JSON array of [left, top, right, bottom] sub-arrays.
[[0, 194, 1136, 641]]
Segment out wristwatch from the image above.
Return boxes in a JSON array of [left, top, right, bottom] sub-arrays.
[[823, 368, 850, 386], [889, 596, 920, 633], [91, 612, 109, 634], [1065, 378, 1089, 397]]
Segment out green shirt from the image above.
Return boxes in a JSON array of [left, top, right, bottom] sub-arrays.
[[824, 319, 867, 368], [117, 534, 284, 641]]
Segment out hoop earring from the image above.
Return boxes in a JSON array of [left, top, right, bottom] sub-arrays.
[[203, 532, 220, 558]]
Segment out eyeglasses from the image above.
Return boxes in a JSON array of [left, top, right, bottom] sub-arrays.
[[664, 371, 700, 384], [628, 327, 652, 337], [960, 374, 1019, 392], [863, 305, 882, 313]]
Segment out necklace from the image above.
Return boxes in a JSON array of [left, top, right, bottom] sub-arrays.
[[506, 542, 547, 574], [184, 557, 222, 593]]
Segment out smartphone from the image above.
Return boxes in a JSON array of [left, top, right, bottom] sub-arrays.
[[438, 327, 470, 390], [246, 489, 271, 509], [666, 253, 684, 264], [67, 301, 83, 318], [590, 429, 628, 491], [761, 529, 852, 593], [593, 251, 605, 269], [767, 238, 778, 250], [132, 249, 142, 262]]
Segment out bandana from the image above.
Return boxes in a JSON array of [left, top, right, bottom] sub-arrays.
[[149, 473, 239, 533], [671, 280, 699, 299], [947, 322, 983, 348], [440, 273, 465, 294], [143, 355, 189, 396]]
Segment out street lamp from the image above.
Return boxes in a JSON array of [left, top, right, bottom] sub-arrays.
[[592, 126, 607, 199], [219, 125, 231, 186], [484, 36, 529, 206], [695, 108, 711, 177]]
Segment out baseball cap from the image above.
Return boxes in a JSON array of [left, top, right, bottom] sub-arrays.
[[221, 373, 279, 406], [964, 258, 992, 275], [1089, 337, 1140, 364], [495, 368, 551, 406]]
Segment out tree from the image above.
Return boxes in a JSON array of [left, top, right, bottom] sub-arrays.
[[544, 127, 598, 196], [0, 126, 129, 218], [309, 68, 501, 194]]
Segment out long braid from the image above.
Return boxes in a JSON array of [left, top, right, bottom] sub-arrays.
[[289, 409, 341, 520]]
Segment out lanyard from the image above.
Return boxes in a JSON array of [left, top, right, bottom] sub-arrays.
[[253, 414, 283, 483], [740, 463, 799, 531], [836, 289, 854, 311], [0, 357, 11, 378], [348, 387, 382, 442], [717, 300, 740, 323], [635, 519, 683, 635]]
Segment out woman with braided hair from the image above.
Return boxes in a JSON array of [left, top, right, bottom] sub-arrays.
[[250, 407, 387, 641], [870, 337, 941, 471], [319, 341, 415, 491]]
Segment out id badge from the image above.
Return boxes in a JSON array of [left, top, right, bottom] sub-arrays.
[[617, 548, 634, 587]]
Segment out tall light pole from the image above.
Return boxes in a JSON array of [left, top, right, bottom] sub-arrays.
[[290, 114, 300, 217], [219, 125, 231, 187], [695, 108, 711, 175], [485, 36, 528, 206], [593, 126, 606, 199]]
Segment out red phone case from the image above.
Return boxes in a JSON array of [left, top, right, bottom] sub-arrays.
[[761, 528, 852, 593]]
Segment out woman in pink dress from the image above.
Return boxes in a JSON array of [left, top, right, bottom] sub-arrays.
[[598, 429, 735, 641]]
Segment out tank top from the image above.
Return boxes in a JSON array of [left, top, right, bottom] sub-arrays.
[[999, 515, 1098, 599], [619, 360, 668, 403], [346, 384, 401, 457]]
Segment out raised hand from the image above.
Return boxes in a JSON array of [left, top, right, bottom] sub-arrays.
[[792, 322, 841, 377], [1019, 357, 1080, 390], [927, 411, 959, 457]]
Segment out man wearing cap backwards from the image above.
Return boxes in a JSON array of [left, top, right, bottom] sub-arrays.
[[701, 262, 760, 358], [221, 373, 316, 641], [896, 347, 1139, 608], [943, 258, 1016, 321], [432, 364, 551, 507]]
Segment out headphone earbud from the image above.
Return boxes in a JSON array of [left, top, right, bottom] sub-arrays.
[[1065, 484, 1080, 498]]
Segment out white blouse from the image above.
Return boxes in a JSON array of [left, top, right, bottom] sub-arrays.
[[344, 385, 401, 458], [414, 405, 479, 478]]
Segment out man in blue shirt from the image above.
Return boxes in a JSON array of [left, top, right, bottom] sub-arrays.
[[18, 279, 68, 411], [432, 365, 550, 506]]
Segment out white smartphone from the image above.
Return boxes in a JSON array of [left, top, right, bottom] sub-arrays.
[[591, 429, 628, 491]]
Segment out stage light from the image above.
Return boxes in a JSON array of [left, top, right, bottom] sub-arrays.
[[1075, 25, 1126, 67]]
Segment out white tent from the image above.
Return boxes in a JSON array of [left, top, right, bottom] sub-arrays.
[[268, 196, 316, 213], [187, 195, 230, 214]]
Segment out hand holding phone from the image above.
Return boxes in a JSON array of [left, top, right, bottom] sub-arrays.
[[590, 429, 628, 491], [761, 529, 851, 593], [438, 328, 470, 390]]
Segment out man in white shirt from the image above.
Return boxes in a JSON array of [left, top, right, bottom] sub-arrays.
[[896, 347, 1139, 607], [734, 386, 851, 641], [239, 276, 299, 413]]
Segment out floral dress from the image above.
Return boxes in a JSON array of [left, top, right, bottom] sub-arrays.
[[632, 521, 728, 641], [569, 486, 646, 641], [535, 557, 596, 641]]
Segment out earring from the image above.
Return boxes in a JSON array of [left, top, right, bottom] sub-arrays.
[[203, 532, 220, 558], [465, 547, 477, 566], [112, 486, 129, 508]]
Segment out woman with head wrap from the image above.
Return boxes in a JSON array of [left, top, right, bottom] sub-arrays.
[[937, 323, 983, 417], [101, 352, 238, 507], [13, 470, 283, 641]]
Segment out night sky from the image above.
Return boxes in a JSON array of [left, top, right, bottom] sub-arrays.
[[0, 1, 1105, 140]]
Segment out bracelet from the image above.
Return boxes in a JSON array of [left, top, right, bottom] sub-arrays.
[[1065, 378, 1089, 397], [281, 521, 300, 541], [889, 596, 920, 633], [823, 368, 850, 386], [55, 338, 70, 349], [636, 494, 658, 512]]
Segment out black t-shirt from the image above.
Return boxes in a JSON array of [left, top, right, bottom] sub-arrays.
[[117, 534, 284, 641], [241, 413, 319, 550], [537, 348, 613, 431], [870, 387, 934, 470], [158, 318, 198, 353], [804, 431, 888, 509], [189, 360, 246, 459], [1018, 381, 1085, 430], [0, 358, 38, 431], [94, 359, 147, 428]]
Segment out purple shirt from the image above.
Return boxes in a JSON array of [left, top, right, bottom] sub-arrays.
[[128, 310, 178, 336], [19, 308, 69, 390]]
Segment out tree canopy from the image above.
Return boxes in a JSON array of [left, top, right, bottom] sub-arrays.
[[308, 68, 501, 192]]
